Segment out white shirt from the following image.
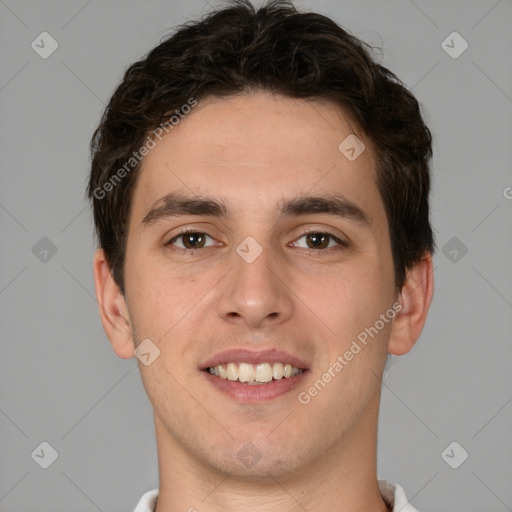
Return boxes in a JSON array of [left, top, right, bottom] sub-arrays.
[[133, 480, 419, 511]]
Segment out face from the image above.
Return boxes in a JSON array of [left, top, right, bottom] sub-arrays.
[[111, 90, 403, 479]]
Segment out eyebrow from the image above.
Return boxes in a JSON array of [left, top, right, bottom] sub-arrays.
[[141, 191, 371, 227]]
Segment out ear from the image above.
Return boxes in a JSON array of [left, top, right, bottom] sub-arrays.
[[92, 248, 135, 359], [387, 252, 434, 356]]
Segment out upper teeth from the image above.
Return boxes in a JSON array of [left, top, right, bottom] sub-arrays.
[[207, 362, 303, 383]]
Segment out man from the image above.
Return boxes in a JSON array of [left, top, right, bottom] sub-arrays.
[[88, 1, 434, 510]]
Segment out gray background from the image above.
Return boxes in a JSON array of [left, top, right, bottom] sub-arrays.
[[1, 0, 511, 511]]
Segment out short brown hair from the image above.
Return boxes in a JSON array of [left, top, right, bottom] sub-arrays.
[[87, 0, 435, 295]]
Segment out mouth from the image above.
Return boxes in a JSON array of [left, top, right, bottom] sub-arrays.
[[205, 361, 304, 384], [199, 348, 310, 402]]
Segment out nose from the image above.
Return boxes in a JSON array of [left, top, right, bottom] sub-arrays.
[[216, 239, 294, 330]]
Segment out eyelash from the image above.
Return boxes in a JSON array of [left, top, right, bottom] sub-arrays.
[[165, 228, 347, 255]]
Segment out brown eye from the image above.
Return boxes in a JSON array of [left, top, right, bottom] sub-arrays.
[[182, 232, 205, 249], [166, 231, 214, 250], [306, 233, 330, 249], [293, 232, 344, 250]]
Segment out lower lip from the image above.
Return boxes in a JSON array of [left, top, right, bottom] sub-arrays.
[[202, 370, 308, 403]]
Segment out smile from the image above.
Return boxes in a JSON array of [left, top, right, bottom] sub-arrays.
[[206, 362, 304, 384]]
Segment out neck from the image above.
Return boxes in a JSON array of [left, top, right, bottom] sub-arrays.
[[154, 390, 390, 512]]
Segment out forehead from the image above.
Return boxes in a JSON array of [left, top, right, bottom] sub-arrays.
[[131, 90, 383, 223]]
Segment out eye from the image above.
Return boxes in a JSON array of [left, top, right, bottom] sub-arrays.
[[164, 229, 346, 253], [166, 230, 216, 250], [292, 231, 345, 251]]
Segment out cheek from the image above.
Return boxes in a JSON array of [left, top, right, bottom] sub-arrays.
[[311, 258, 393, 348], [124, 245, 203, 331]]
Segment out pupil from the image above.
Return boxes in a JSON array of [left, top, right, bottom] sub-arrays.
[[185, 233, 204, 248], [308, 233, 328, 249]]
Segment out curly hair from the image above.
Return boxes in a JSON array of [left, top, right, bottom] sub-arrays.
[[87, 0, 435, 295]]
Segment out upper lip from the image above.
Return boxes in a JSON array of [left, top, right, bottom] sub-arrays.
[[199, 348, 310, 371]]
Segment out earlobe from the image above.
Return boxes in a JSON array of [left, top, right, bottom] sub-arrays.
[[92, 248, 135, 359], [387, 253, 434, 356]]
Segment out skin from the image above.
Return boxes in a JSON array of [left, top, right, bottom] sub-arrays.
[[93, 90, 433, 512]]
